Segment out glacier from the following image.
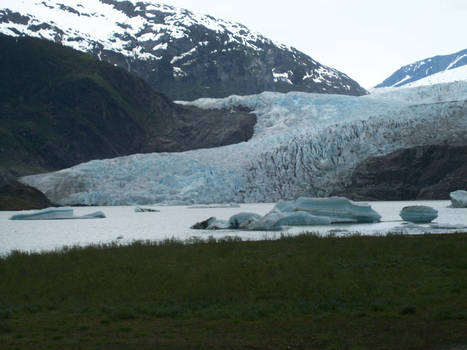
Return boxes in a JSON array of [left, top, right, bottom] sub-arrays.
[[21, 81, 467, 206]]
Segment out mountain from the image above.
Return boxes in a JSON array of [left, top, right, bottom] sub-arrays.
[[0, 34, 255, 176], [335, 145, 467, 201], [0, 0, 367, 100], [0, 182, 54, 210], [21, 81, 467, 205], [376, 48, 467, 88]]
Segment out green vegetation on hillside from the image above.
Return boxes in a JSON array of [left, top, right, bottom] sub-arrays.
[[0, 34, 174, 174], [0, 233, 465, 349]]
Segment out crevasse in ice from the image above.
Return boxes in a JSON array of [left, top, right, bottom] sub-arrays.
[[21, 81, 467, 205]]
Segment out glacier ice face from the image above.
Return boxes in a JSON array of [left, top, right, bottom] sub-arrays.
[[21, 81, 467, 206], [450, 190, 467, 208], [399, 206, 438, 224]]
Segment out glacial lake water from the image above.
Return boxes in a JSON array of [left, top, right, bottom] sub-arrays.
[[1, 200, 466, 256]]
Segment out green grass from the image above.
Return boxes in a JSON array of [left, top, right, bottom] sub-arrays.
[[0, 233, 466, 349]]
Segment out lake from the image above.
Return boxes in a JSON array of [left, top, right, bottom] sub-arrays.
[[1, 200, 466, 255]]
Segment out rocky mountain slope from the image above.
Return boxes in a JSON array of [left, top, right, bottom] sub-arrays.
[[21, 81, 467, 205], [0, 0, 367, 100], [0, 34, 255, 175], [0, 182, 54, 210], [376, 48, 467, 88], [335, 145, 467, 201]]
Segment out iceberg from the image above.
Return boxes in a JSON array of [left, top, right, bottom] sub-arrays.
[[135, 207, 160, 212], [9, 207, 105, 220], [450, 190, 467, 208], [228, 212, 262, 229], [246, 210, 286, 231], [191, 196, 380, 231], [399, 206, 438, 223], [279, 197, 381, 223], [273, 211, 332, 227], [191, 217, 229, 230]]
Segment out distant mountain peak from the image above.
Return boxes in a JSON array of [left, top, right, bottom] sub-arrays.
[[376, 48, 467, 88], [0, 0, 366, 100]]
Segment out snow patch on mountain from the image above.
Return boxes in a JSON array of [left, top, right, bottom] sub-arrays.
[[376, 48, 467, 88], [22, 81, 467, 206], [0, 0, 367, 99], [402, 65, 467, 88], [0, 0, 283, 56]]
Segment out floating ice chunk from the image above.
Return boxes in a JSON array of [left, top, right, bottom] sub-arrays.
[[192, 196, 381, 231], [79, 211, 106, 219], [246, 210, 285, 231], [290, 197, 381, 223], [228, 212, 262, 229], [135, 207, 160, 212], [400, 206, 438, 223], [191, 217, 229, 230], [9, 207, 105, 220], [450, 190, 467, 208], [273, 211, 331, 226], [9, 207, 73, 220], [273, 201, 297, 213]]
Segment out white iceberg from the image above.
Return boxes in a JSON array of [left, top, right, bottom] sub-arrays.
[[450, 190, 467, 208], [399, 206, 438, 223], [9, 207, 105, 220]]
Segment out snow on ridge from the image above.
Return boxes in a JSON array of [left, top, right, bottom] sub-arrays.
[[22, 81, 467, 205], [403, 65, 467, 88], [373, 65, 467, 91], [446, 54, 467, 71], [391, 74, 411, 87], [0, 0, 295, 60]]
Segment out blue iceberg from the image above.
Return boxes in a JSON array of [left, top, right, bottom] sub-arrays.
[[399, 206, 438, 223], [273, 211, 332, 227], [228, 212, 262, 229], [192, 196, 381, 231], [279, 197, 381, 223], [9, 207, 106, 220]]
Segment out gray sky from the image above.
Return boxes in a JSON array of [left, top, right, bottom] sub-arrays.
[[161, 0, 467, 88]]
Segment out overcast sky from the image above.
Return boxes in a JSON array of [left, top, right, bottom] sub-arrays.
[[161, 0, 467, 88]]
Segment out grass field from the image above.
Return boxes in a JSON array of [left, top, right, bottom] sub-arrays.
[[0, 233, 466, 349]]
